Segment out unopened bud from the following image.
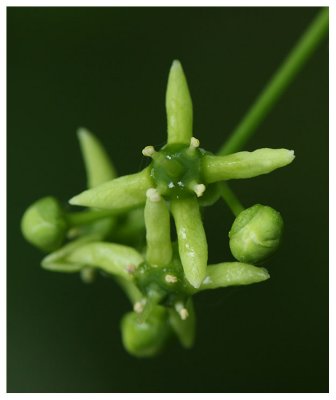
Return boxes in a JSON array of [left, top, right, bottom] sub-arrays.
[[21, 196, 67, 252], [229, 204, 284, 263]]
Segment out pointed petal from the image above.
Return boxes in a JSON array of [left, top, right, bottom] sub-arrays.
[[199, 262, 270, 290], [77, 127, 117, 188], [166, 60, 193, 145], [171, 198, 207, 288], [69, 167, 152, 211], [41, 234, 99, 272], [67, 242, 144, 279], [202, 148, 295, 183], [144, 190, 172, 267]]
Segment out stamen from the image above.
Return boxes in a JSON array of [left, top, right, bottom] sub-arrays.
[[126, 264, 136, 274], [142, 145, 156, 157], [165, 274, 177, 283], [133, 300, 146, 314], [175, 302, 189, 320], [193, 183, 206, 197], [190, 136, 200, 149], [179, 308, 189, 320], [146, 188, 161, 202]]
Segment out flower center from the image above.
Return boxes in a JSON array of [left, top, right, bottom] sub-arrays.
[[150, 143, 205, 200]]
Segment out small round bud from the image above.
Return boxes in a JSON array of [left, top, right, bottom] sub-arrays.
[[21, 196, 67, 252], [121, 306, 170, 357], [229, 204, 284, 264]]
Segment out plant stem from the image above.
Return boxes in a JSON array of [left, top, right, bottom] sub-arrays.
[[218, 8, 329, 156], [220, 183, 244, 217]]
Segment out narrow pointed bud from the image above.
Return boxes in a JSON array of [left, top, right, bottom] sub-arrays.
[[199, 262, 270, 291], [171, 198, 207, 288], [166, 60, 193, 145], [69, 167, 153, 211], [202, 148, 295, 183], [66, 242, 144, 279], [77, 127, 117, 188], [229, 204, 284, 263], [145, 190, 172, 267]]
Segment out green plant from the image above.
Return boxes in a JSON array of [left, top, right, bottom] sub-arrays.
[[21, 9, 328, 357]]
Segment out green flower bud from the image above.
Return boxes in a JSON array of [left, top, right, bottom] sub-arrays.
[[21, 196, 67, 252], [121, 306, 170, 357], [229, 204, 284, 263]]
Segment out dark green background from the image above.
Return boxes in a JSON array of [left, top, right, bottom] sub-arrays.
[[7, 7, 328, 393]]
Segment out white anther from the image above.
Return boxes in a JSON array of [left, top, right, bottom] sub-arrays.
[[175, 302, 189, 320], [126, 264, 136, 274], [190, 137, 200, 148], [134, 300, 146, 314], [179, 308, 189, 320], [142, 145, 155, 157], [165, 274, 177, 283], [146, 188, 161, 202], [193, 183, 206, 197], [80, 267, 95, 284]]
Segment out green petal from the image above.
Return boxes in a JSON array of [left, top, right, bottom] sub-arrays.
[[41, 234, 99, 272], [202, 148, 295, 183], [199, 262, 270, 290], [77, 127, 117, 189], [144, 190, 172, 267], [69, 167, 152, 211], [171, 198, 207, 288], [66, 242, 144, 279], [166, 60, 193, 145]]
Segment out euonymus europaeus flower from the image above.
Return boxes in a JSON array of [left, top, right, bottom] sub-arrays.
[[21, 60, 294, 357]]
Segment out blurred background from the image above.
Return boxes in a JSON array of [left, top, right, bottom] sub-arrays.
[[7, 7, 328, 393]]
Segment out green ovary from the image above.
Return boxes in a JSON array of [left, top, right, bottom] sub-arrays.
[[150, 143, 205, 200]]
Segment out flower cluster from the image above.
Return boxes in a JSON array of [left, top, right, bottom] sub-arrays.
[[21, 61, 294, 357]]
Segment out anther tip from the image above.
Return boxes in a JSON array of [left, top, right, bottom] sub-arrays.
[[126, 264, 136, 274], [179, 308, 189, 320], [142, 146, 155, 157], [165, 274, 177, 283], [146, 188, 161, 202], [133, 301, 144, 314], [190, 137, 200, 148], [194, 183, 206, 198]]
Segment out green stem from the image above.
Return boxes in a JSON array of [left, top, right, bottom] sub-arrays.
[[66, 209, 116, 227], [220, 182, 244, 217], [218, 8, 328, 156]]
